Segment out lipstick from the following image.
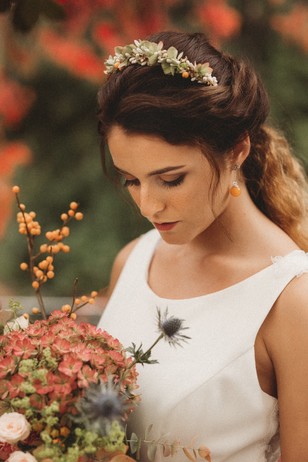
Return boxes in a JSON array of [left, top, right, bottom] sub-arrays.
[[154, 222, 178, 231]]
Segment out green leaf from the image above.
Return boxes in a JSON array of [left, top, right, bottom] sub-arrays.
[[147, 443, 157, 462], [167, 46, 178, 60], [129, 432, 140, 454], [144, 424, 153, 440]]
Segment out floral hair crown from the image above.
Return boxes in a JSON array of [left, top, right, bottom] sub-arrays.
[[104, 40, 218, 86]]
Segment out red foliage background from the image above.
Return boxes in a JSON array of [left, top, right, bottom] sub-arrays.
[[0, 0, 306, 239]]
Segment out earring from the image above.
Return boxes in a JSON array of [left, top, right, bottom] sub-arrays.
[[229, 164, 241, 197]]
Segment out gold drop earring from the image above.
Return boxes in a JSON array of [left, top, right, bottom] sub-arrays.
[[229, 164, 241, 197]]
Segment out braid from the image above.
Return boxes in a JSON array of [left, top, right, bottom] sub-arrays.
[[244, 125, 308, 250]]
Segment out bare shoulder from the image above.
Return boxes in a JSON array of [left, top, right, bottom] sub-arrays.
[[106, 238, 140, 298], [261, 272, 308, 460], [263, 272, 308, 354]]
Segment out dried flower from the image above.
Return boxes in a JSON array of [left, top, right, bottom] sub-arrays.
[[77, 379, 129, 436], [157, 308, 190, 347]]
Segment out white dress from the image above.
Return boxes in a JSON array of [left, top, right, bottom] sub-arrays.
[[97, 229, 308, 462]]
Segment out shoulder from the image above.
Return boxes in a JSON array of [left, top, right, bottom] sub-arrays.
[[263, 270, 308, 353], [261, 271, 308, 458], [106, 238, 140, 298]]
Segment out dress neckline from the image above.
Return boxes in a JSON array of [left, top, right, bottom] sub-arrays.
[[143, 231, 303, 303]]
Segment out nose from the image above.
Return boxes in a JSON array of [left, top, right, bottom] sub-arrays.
[[138, 185, 165, 220]]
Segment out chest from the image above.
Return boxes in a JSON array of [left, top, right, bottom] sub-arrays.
[[148, 250, 269, 299]]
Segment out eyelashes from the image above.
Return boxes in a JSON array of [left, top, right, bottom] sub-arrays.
[[122, 175, 185, 189]]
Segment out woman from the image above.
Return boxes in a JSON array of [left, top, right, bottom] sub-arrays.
[[97, 31, 308, 461]]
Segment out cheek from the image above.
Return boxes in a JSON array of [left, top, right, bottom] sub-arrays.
[[126, 188, 140, 206]]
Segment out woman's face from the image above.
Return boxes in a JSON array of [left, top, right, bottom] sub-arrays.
[[107, 125, 233, 245]]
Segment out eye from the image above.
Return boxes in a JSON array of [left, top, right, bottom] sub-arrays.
[[121, 177, 140, 188], [161, 175, 185, 188]]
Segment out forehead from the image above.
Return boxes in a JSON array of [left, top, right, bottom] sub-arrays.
[[107, 125, 207, 172]]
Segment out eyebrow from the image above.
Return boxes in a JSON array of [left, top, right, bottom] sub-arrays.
[[113, 165, 186, 177]]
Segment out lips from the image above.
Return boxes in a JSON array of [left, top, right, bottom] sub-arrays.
[[153, 222, 178, 231]]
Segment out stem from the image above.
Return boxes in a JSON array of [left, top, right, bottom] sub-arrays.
[[15, 192, 47, 319], [35, 288, 47, 320], [128, 333, 164, 370]]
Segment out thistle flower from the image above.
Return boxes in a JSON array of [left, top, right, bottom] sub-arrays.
[[157, 308, 190, 347], [76, 379, 128, 436]]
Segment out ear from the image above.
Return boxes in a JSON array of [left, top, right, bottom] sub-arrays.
[[231, 134, 251, 166]]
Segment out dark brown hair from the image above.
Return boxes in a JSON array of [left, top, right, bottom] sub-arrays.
[[97, 31, 308, 249]]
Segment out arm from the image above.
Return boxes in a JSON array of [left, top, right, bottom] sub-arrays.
[[105, 238, 140, 299], [264, 273, 308, 461]]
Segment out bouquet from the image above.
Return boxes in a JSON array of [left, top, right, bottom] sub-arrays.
[[0, 186, 210, 462]]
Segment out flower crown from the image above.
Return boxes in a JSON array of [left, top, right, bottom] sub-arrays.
[[104, 40, 218, 86]]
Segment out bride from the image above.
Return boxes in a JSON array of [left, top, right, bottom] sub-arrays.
[[97, 31, 308, 462]]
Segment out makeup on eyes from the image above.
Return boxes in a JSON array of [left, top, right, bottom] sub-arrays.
[[114, 165, 187, 189], [122, 174, 186, 189]]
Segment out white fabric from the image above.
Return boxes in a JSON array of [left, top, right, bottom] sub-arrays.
[[97, 229, 308, 462]]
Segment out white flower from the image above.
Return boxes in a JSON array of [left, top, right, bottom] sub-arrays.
[[7, 451, 37, 462], [4, 315, 29, 333], [0, 412, 31, 444]]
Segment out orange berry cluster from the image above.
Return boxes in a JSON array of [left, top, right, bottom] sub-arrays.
[[60, 290, 98, 319], [13, 186, 84, 293], [17, 209, 41, 236]]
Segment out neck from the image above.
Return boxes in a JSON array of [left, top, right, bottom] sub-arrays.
[[184, 186, 275, 258]]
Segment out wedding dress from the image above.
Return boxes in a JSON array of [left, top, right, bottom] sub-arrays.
[[97, 229, 308, 462]]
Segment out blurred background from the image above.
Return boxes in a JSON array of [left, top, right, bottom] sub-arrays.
[[0, 0, 307, 308]]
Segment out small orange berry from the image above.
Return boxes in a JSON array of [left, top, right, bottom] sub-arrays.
[[81, 295, 88, 302], [32, 307, 40, 314], [68, 209, 75, 217], [46, 256, 53, 263], [45, 231, 54, 241], [70, 313, 77, 320], [35, 269, 44, 278], [69, 201, 78, 210], [182, 71, 190, 78], [114, 62, 120, 69], [91, 291, 98, 298], [61, 213, 68, 221], [61, 304, 71, 313], [19, 203, 26, 211], [20, 262, 28, 271], [23, 313, 30, 319], [39, 260, 48, 270], [75, 212, 83, 221], [75, 298, 81, 305], [51, 244, 60, 254], [61, 245, 70, 253], [32, 281, 40, 289], [47, 270, 55, 279], [40, 244, 48, 253], [61, 226, 70, 237], [12, 185, 20, 194], [88, 298, 95, 304], [60, 426, 70, 437]]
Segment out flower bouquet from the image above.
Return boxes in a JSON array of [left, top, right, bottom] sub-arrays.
[[0, 186, 210, 462], [0, 187, 143, 462]]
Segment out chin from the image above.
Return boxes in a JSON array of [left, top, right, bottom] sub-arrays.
[[158, 232, 191, 246]]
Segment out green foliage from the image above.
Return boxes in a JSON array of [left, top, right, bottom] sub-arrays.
[[0, 66, 150, 295]]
